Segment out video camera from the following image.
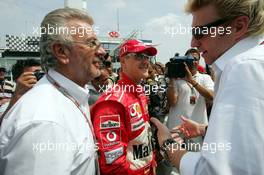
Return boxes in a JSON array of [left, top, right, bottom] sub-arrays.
[[165, 54, 195, 78]]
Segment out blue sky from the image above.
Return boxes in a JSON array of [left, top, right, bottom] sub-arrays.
[[0, 0, 193, 63]]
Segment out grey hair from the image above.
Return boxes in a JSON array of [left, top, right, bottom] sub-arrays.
[[39, 8, 94, 71], [185, 0, 264, 37]]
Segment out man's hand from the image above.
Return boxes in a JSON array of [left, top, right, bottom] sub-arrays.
[[183, 62, 194, 84], [151, 117, 188, 170], [14, 72, 37, 96], [150, 117, 172, 146], [171, 116, 207, 138], [171, 131, 184, 145]]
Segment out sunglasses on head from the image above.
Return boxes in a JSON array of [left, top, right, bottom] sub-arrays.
[[192, 18, 230, 40]]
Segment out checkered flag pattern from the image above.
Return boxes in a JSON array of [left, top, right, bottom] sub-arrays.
[[6, 35, 40, 52]]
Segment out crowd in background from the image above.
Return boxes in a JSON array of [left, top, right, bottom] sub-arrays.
[[0, 48, 214, 136]]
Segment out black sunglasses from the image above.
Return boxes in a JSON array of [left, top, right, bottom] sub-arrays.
[[192, 18, 231, 40], [127, 53, 153, 60]]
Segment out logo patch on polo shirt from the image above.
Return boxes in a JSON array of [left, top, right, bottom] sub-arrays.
[[131, 118, 145, 131], [100, 115, 120, 129], [104, 146, 124, 164], [129, 102, 142, 119], [100, 129, 121, 148]]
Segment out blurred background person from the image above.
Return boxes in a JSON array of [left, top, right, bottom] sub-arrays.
[[0, 59, 43, 118], [103, 53, 118, 85], [185, 48, 215, 118], [0, 67, 15, 116], [88, 68, 110, 106], [167, 53, 214, 150]]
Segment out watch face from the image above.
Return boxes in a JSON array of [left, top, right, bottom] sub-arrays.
[[161, 138, 177, 151]]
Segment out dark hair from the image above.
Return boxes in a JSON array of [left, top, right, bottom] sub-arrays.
[[12, 59, 41, 80], [0, 67, 6, 73]]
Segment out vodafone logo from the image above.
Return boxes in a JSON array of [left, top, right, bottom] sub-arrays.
[[106, 131, 117, 142], [100, 129, 121, 148]]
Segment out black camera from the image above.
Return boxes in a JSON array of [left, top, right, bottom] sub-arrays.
[[165, 55, 195, 78], [34, 70, 45, 81]]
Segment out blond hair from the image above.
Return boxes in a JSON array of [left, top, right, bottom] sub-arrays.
[[185, 0, 264, 36]]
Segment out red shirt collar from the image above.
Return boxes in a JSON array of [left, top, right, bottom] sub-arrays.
[[118, 72, 145, 96]]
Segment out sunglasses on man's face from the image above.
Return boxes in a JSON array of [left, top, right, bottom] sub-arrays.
[[127, 53, 153, 60], [192, 18, 231, 40]]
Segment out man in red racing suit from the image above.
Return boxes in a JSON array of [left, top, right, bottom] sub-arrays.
[[91, 39, 158, 175]]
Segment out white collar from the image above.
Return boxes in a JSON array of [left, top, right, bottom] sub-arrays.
[[213, 36, 263, 72], [48, 69, 90, 105]]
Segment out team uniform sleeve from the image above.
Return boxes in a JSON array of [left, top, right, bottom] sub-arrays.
[[91, 101, 132, 175]]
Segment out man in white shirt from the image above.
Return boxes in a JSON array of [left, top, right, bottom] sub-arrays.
[[151, 0, 264, 174], [0, 8, 105, 175]]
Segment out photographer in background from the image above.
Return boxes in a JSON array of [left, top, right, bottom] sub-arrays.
[[186, 48, 214, 118], [0, 59, 42, 119], [0, 67, 15, 116], [162, 54, 213, 175], [167, 53, 214, 150]]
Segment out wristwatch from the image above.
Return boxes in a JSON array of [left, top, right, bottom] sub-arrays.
[[160, 138, 177, 160]]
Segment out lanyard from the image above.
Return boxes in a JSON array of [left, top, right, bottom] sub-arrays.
[[46, 74, 96, 139], [46, 74, 100, 175]]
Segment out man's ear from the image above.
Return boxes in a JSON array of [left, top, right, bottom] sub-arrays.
[[119, 56, 126, 65], [233, 16, 249, 40], [51, 42, 70, 65]]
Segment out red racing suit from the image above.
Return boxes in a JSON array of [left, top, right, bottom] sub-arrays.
[[91, 73, 156, 175]]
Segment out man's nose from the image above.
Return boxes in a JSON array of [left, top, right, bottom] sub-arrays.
[[96, 46, 106, 59], [191, 37, 200, 48]]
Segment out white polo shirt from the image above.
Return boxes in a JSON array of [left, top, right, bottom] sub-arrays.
[[180, 36, 264, 175], [0, 69, 96, 175]]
